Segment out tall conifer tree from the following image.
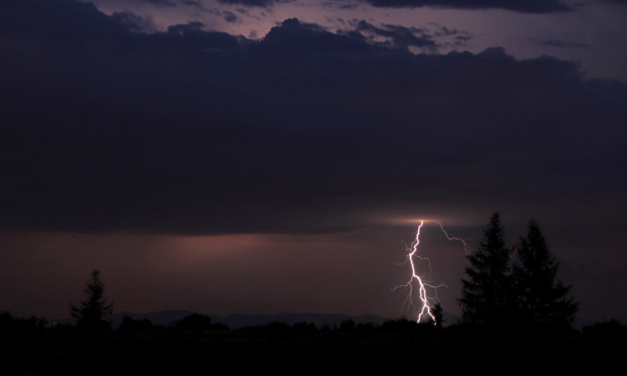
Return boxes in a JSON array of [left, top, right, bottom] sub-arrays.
[[513, 220, 578, 329], [458, 213, 513, 325], [70, 269, 113, 335]]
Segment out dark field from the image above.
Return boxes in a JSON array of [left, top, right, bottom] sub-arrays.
[[1, 323, 623, 376]]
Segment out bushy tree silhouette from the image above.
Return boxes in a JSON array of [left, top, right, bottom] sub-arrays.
[[513, 220, 578, 330], [70, 269, 113, 336], [458, 213, 514, 326], [581, 319, 627, 343], [381, 317, 418, 333], [1, 311, 47, 340], [174, 313, 213, 331], [174, 313, 230, 331], [119, 316, 155, 335], [339, 319, 356, 331]]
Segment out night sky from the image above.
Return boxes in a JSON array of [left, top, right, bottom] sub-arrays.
[[1, 0, 626, 323]]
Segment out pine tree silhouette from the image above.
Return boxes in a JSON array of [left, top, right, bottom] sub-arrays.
[[513, 220, 578, 330], [70, 269, 113, 336], [458, 213, 513, 326]]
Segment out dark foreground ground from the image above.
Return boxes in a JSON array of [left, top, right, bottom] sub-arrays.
[[0, 327, 623, 376]]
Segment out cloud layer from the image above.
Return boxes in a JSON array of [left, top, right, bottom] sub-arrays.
[[1, 0, 626, 235], [356, 0, 573, 13]]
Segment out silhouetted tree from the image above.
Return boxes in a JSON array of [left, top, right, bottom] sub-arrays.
[[339, 319, 356, 331], [458, 213, 514, 326], [174, 313, 215, 331], [0, 311, 47, 339], [70, 269, 113, 335], [119, 316, 154, 335], [513, 220, 578, 330], [581, 319, 627, 343], [241, 321, 289, 336], [579, 319, 626, 374], [432, 302, 445, 328], [381, 317, 418, 333], [292, 321, 318, 332], [356, 322, 377, 332]]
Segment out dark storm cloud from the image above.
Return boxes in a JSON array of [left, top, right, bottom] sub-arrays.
[[363, 0, 573, 13], [208, 8, 240, 23], [0, 0, 127, 39], [141, 0, 178, 7], [530, 38, 589, 48], [222, 10, 239, 22], [110, 11, 159, 32], [1, 0, 626, 235], [353, 20, 437, 51], [428, 24, 473, 46], [216, 0, 292, 7], [181, 0, 206, 7], [139, 0, 207, 9]]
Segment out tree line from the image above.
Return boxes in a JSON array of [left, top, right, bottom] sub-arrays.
[[458, 213, 578, 335]]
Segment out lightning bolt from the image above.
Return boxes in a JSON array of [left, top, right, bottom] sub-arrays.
[[393, 221, 444, 324], [436, 221, 472, 254], [393, 220, 472, 324]]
